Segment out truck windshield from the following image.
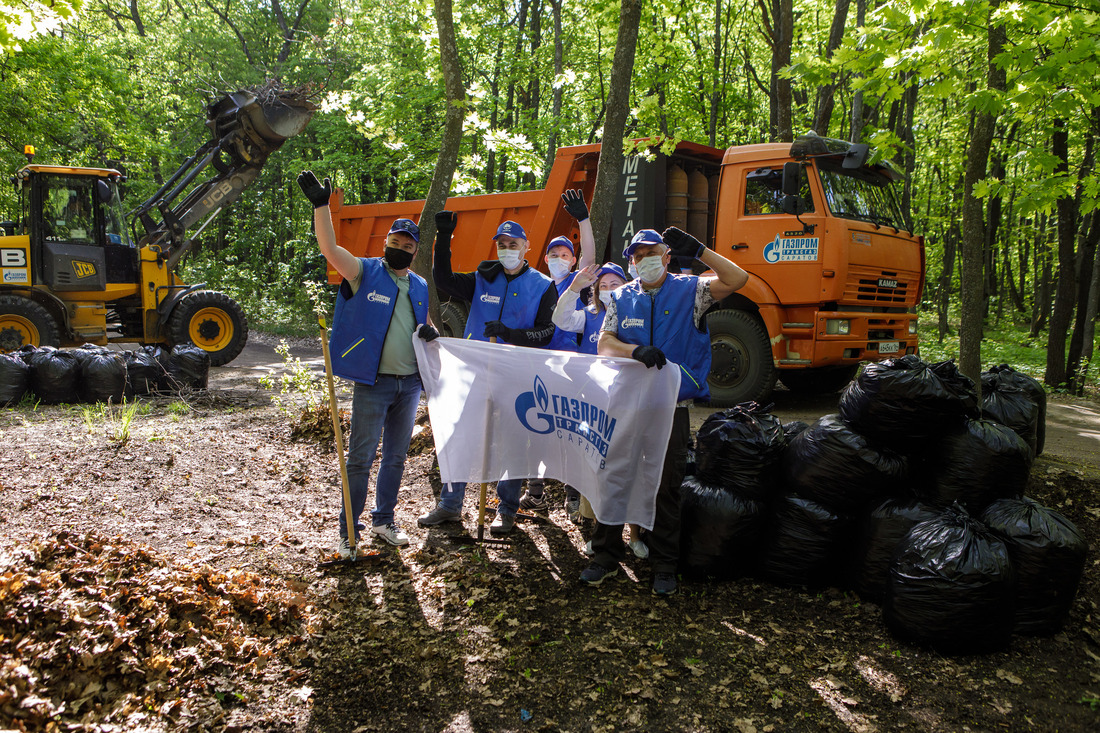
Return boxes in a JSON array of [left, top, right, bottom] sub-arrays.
[[817, 163, 906, 230]]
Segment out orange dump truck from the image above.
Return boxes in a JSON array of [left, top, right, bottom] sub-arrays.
[[327, 134, 924, 406]]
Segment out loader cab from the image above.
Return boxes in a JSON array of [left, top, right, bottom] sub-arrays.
[[17, 166, 136, 291]]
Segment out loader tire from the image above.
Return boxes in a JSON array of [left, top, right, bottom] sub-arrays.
[[705, 309, 777, 407], [167, 290, 247, 366], [0, 295, 61, 352], [439, 301, 468, 339]]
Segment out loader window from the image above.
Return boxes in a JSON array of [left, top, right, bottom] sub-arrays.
[[43, 179, 95, 244], [744, 167, 814, 216]]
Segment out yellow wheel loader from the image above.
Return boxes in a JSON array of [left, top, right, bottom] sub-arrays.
[[0, 87, 314, 365]]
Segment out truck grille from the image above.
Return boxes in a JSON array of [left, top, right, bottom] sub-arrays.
[[844, 267, 910, 305]]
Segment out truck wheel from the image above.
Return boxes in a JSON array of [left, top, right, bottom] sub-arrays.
[[779, 365, 859, 395], [440, 301, 468, 339], [706, 309, 777, 407], [167, 290, 248, 366], [0, 295, 61, 352]]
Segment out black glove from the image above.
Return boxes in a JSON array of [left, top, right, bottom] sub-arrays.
[[561, 189, 589, 222], [631, 345, 666, 369], [297, 171, 332, 209], [662, 227, 705, 261], [483, 321, 515, 340], [418, 324, 439, 342], [435, 210, 457, 236]]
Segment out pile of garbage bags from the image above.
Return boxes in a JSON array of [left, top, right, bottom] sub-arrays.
[[0, 344, 210, 406], [679, 356, 1084, 655]]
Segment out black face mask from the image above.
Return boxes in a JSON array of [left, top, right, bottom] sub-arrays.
[[384, 246, 415, 270]]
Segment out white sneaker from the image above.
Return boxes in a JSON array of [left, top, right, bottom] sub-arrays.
[[584, 540, 595, 557], [337, 537, 353, 559], [628, 539, 649, 559], [371, 522, 410, 546]]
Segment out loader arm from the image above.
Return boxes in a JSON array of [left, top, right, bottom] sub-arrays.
[[129, 88, 316, 269]]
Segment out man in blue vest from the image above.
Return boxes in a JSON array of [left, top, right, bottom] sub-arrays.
[[419, 213, 557, 535], [298, 171, 438, 558], [583, 227, 749, 596], [522, 189, 596, 519]]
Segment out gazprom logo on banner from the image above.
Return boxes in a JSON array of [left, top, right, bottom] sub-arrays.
[[621, 317, 645, 329], [515, 375, 617, 466], [763, 235, 819, 263], [480, 293, 501, 304], [366, 290, 392, 305]]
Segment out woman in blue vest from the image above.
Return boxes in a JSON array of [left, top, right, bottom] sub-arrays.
[[421, 212, 558, 535], [521, 190, 597, 518], [581, 227, 750, 596], [298, 172, 438, 558]]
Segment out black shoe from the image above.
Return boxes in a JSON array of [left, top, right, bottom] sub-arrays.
[[579, 563, 618, 586], [652, 572, 678, 596]]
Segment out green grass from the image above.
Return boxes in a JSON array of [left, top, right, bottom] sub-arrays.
[[917, 326, 1049, 381]]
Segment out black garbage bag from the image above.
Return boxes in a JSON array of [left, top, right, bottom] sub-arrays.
[[684, 438, 696, 478], [14, 344, 39, 363], [984, 364, 1046, 455], [783, 414, 908, 514], [679, 476, 769, 580], [166, 344, 210, 390], [760, 495, 852, 588], [695, 402, 787, 501], [922, 418, 1033, 513], [0, 352, 29, 406], [783, 420, 810, 441], [78, 350, 127, 403], [980, 370, 1040, 454], [124, 349, 166, 396], [884, 506, 1015, 654], [28, 349, 80, 404], [980, 497, 1088, 636], [852, 498, 940, 602], [838, 355, 978, 449]]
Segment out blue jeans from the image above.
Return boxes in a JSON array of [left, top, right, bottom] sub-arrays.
[[438, 479, 522, 516], [339, 373, 422, 537]]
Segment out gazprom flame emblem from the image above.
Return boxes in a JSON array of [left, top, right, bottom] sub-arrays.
[[515, 375, 554, 434]]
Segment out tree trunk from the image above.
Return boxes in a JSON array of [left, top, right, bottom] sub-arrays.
[[1068, 211, 1100, 393], [541, 0, 564, 184], [766, 0, 794, 142], [414, 0, 467, 328], [1031, 213, 1051, 337], [849, 0, 866, 143], [938, 199, 959, 342], [812, 0, 851, 136], [1046, 116, 1078, 390], [590, 0, 642, 262], [959, 3, 1005, 386]]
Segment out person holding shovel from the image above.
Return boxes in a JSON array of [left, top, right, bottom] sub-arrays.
[[298, 171, 438, 558]]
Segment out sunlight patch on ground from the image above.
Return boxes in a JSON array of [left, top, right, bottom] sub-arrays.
[[809, 677, 877, 733], [721, 620, 767, 647], [855, 655, 906, 702]]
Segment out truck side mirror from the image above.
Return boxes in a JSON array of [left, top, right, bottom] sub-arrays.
[[844, 144, 870, 169], [96, 179, 113, 204], [781, 162, 801, 196]]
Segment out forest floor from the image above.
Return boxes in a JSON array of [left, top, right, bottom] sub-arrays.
[[1, 334, 1099, 732]]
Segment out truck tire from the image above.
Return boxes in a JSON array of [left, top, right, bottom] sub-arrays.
[[440, 301, 468, 339], [705, 309, 777, 407], [0, 295, 61, 352], [779, 365, 859, 395], [166, 290, 248, 366]]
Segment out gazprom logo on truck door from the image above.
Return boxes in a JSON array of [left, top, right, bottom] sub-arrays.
[[763, 234, 819, 263]]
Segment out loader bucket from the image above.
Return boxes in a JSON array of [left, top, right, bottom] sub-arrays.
[[206, 87, 316, 155]]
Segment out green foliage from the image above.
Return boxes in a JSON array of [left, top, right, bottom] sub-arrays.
[[80, 398, 141, 444]]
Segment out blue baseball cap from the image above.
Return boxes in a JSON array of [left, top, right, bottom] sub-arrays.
[[388, 218, 420, 243], [622, 228, 665, 258], [595, 262, 627, 283], [493, 220, 528, 240], [546, 235, 575, 255]]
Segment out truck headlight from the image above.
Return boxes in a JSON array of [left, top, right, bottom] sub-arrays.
[[825, 319, 850, 335], [908, 320, 918, 335]]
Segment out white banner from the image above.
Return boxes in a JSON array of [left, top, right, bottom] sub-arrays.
[[413, 337, 681, 530]]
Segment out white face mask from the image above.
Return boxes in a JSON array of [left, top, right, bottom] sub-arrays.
[[547, 257, 570, 280], [599, 291, 613, 306], [635, 254, 666, 283], [498, 248, 523, 270], [627, 261, 639, 280]]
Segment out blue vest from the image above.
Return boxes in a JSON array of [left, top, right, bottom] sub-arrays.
[[547, 272, 582, 352], [613, 275, 711, 401], [464, 265, 552, 343], [330, 258, 429, 385], [581, 307, 605, 355]]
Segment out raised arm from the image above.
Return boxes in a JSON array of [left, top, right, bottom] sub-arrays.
[[562, 189, 596, 271], [298, 171, 360, 283], [663, 227, 748, 301]]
